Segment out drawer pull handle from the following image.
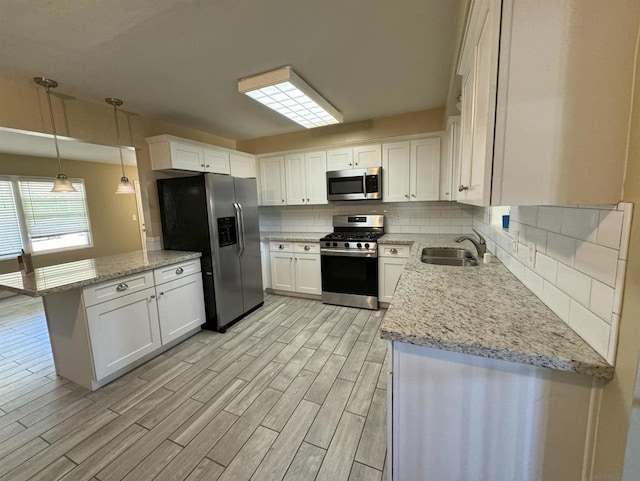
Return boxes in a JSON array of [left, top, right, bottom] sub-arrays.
[[175, 267, 184, 275], [304, 245, 310, 251], [390, 248, 398, 254], [279, 244, 285, 249], [116, 283, 129, 292]]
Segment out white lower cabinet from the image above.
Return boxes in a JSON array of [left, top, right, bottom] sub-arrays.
[[156, 273, 205, 344], [378, 244, 410, 303], [269, 242, 321, 296], [86, 287, 162, 381], [389, 341, 602, 481]]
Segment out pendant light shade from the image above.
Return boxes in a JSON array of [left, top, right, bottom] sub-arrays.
[[105, 98, 135, 195], [33, 77, 77, 193]]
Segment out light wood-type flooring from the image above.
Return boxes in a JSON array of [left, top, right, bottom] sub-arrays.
[[0, 294, 388, 481]]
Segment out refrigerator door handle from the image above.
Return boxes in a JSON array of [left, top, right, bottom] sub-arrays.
[[238, 202, 246, 256], [233, 202, 243, 256]]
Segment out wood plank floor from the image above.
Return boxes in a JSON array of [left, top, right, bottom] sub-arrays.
[[0, 294, 388, 481]]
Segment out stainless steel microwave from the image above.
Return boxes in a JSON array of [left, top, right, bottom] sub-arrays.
[[326, 167, 382, 201]]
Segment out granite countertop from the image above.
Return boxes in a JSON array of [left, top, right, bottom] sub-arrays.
[[380, 234, 613, 379], [261, 232, 325, 242], [0, 250, 201, 297]]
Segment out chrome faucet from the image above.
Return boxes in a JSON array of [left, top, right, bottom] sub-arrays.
[[454, 229, 487, 257]]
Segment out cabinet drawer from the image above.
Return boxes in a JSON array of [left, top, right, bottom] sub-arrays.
[[294, 242, 320, 254], [380, 244, 411, 258], [83, 271, 155, 307], [153, 260, 201, 285], [270, 241, 293, 253]]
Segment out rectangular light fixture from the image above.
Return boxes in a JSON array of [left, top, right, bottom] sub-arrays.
[[238, 66, 343, 129]]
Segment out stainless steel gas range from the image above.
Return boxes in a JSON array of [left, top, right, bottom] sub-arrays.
[[320, 215, 384, 310]]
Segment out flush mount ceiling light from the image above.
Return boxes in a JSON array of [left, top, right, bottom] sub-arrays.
[[33, 77, 77, 193], [238, 66, 343, 129], [105, 98, 136, 195]]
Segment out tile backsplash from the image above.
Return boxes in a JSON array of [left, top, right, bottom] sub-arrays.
[[474, 203, 633, 364], [259, 201, 475, 234]]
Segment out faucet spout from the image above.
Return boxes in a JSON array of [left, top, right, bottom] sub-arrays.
[[454, 229, 487, 257]]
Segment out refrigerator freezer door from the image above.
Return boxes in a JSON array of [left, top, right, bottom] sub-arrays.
[[234, 177, 264, 312], [206, 174, 244, 328]]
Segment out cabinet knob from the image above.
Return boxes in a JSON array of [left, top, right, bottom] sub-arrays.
[[445, 192, 450, 196], [150, 295, 156, 299], [279, 244, 285, 249], [206, 164, 210, 168], [175, 267, 184, 275], [116, 283, 129, 292], [306, 198, 309, 202], [458, 185, 469, 192], [390, 248, 398, 254], [282, 199, 285, 203], [200, 164, 205, 167], [159, 292, 164, 296], [304, 245, 310, 251], [404, 194, 409, 198], [411, 194, 416, 198], [302, 198, 305, 203]]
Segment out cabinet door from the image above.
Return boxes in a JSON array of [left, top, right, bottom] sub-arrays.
[[285, 153, 306, 206], [353, 144, 382, 168], [443, 117, 461, 201], [304, 151, 328, 205], [270, 252, 295, 292], [382, 142, 411, 203], [379, 257, 408, 303], [170, 142, 204, 171], [86, 288, 161, 381], [230, 153, 256, 178], [204, 148, 231, 175], [156, 274, 205, 345], [410, 138, 440, 201], [327, 148, 353, 170], [294, 253, 321, 295], [259, 156, 286, 206]]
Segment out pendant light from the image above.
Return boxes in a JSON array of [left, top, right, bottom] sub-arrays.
[[33, 77, 77, 193], [105, 98, 135, 195]]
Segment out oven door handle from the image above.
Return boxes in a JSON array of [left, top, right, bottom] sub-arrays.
[[321, 248, 377, 258]]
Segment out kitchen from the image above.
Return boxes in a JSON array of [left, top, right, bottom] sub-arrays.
[[0, 0, 638, 479]]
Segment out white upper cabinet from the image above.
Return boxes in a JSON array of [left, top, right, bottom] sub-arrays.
[[147, 135, 256, 178], [304, 151, 328, 205], [383, 139, 440, 203], [285, 152, 306, 205], [270, 151, 327, 206], [260, 155, 286, 206], [441, 116, 461, 201], [327, 145, 381, 171], [457, 0, 637, 206]]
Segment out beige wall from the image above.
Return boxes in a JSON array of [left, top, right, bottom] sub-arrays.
[[0, 153, 140, 274], [592, 27, 640, 479], [0, 77, 237, 239], [236, 107, 445, 154]]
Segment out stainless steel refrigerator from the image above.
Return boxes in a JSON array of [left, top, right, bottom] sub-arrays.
[[157, 174, 263, 332]]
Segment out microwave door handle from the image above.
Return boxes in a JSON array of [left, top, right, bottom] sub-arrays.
[[362, 175, 367, 198]]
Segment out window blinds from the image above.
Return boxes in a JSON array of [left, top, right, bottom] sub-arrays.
[[18, 179, 90, 239], [0, 180, 23, 257]]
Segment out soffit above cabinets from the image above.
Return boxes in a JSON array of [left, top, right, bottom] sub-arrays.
[[0, 0, 461, 140]]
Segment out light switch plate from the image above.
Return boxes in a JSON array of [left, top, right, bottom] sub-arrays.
[[528, 242, 536, 267]]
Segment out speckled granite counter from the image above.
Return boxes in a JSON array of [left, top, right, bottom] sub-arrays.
[[0, 250, 201, 297], [380, 234, 613, 379], [261, 232, 325, 242]]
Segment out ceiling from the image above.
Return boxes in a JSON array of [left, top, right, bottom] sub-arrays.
[[0, 0, 461, 140]]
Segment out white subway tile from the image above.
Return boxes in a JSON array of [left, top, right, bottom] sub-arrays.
[[595, 210, 623, 249], [574, 241, 618, 287], [534, 252, 558, 283], [541, 281, 571, 322], [420, 226, 441, 234], [511, 206, 538, 226], [568, 300, 610, 359], [410, 217, 431, 226], [440, 226, 463, 234], [510, 258, 525, 282], [523, 226, 548, 254], [589, 280, 614, 323], [431, 218, 452, 226], [451, 218, 473, 226], [613, 259, 627, 315], [386, 226, 402, 233], [401, 225, 421, 233], [517, 243, 529, 265], [619, 202, 633, 260], [555, 263, 591, 307], [561, 208, 599, 242], [546, 233, 577, 267], [523, 268, 544, 298], [537, 206, 563, 233]]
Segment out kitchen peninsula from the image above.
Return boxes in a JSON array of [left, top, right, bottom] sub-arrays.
[[0, 250, 205, 390]]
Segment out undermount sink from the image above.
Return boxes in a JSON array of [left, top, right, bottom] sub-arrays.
[[421, 247, 478, 267]]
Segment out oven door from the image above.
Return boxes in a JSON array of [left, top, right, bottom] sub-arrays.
[[321, 252, 378, 309]]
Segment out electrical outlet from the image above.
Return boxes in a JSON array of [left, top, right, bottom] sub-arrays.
[[132, 214, 137, 221], [511, 237, 518, 254], [528, 242, 536, 267], [394, 213, 402, 222]]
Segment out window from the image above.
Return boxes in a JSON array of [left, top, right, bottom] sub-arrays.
[[0, 177, 92, 258]]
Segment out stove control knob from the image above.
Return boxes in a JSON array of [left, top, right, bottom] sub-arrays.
[[332, 242, 338, 247], [365, 243, 370, 249], [344, 242, 349, 248], [357, 243, 362, 248], [325, 242, 330, 247]]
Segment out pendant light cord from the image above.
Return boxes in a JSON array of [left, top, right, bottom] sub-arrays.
[[44, 86, 63, 174], [112, 104, 126, 178]]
